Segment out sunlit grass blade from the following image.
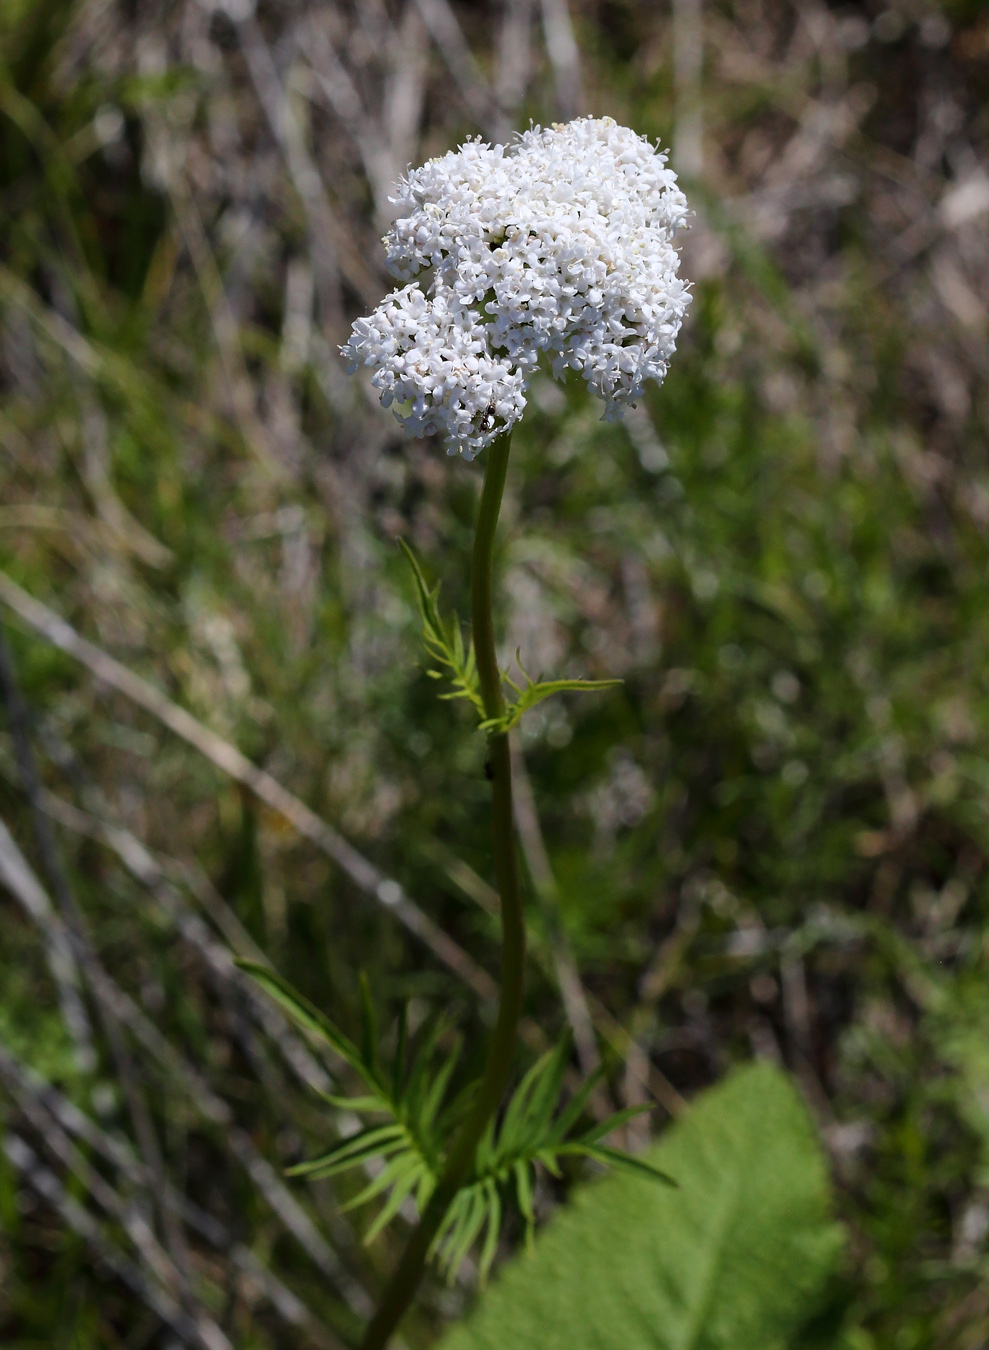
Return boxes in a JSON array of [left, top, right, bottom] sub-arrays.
[[564, 1142, 677, 1187], [315, 1093, 390, 1113], [513, 1159, 536, 1250], [495, 1042, 564, 1157], [285, 1124, 406, 1178], [576, 1103, 654, 1146], [434, 1185, 490, 1281], [477, 1178, 502, 1284], [236, 960, 363, 1071], [342, 1149, 420, 1213], [418, 1036, 462, 1136], [362, 1161, 430, 1245], [547, 1065, 608, 1144]]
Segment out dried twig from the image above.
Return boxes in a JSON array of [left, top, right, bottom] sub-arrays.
[[0, 623, 193, 1282], [3, 1133, 218, 1350], [38, 788, 336, 1098], [81, 932, 373, 1315], [0, 816, 93, 1066], [538, 0, 583, 120], [495, 0, 535, 112], [0, 1037, 343, 1347], [413, 0, 508, 138], [0, 784, 370, 1313], [0, 1044, 231, 1349], [381, 1, 429, 192], [233, 9, 378, 316], [301, 16, 399, 224], [70, 380, 173, 569], [0, 570, 498, 1004], [673, 0, 704, 178], [0, 261, 240, 455]]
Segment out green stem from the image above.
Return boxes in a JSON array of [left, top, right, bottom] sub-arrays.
[[359, 432, 524, 1350]]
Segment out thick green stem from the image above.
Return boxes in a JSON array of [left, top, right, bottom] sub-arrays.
[[359, 432, 525, 1350]]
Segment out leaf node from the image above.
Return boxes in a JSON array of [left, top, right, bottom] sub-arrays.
[[237, 961, 672, 1283]]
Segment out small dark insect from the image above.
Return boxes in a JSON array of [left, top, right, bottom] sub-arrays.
[[484, 760, 494, 780]]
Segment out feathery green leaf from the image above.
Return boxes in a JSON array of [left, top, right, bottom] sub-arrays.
[[400, 539, 485, 715], [480, 653, 622, 734], [286, 1124, 407, 1178], [235, 961, 362, 1070]]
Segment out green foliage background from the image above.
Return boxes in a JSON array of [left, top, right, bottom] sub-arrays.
[[1, 0, 988, 1346]]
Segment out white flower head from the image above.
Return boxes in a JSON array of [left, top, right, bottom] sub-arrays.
[[341, 117, 691, 459]]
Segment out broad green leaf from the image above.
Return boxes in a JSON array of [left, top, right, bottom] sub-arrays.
[[439, 1063, 843, 1350]]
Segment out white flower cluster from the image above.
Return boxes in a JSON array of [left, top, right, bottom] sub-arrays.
[[341, 117, 690, 459]]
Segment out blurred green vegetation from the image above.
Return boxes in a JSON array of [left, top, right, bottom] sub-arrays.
[[1, 0, 988, 1346]]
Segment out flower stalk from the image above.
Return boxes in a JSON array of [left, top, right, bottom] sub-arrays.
[[359, 430, 524, 1350]]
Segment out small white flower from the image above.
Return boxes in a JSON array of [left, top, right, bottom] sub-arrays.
[[341, 117, 691, 459]]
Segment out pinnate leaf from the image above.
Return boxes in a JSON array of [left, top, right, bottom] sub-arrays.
[[399, 539, 484, 715], [235, 960, 363, 1072], [480, 670, 623, 735], [400, 543, 620, 732], [240, 958, 678, 1278]]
